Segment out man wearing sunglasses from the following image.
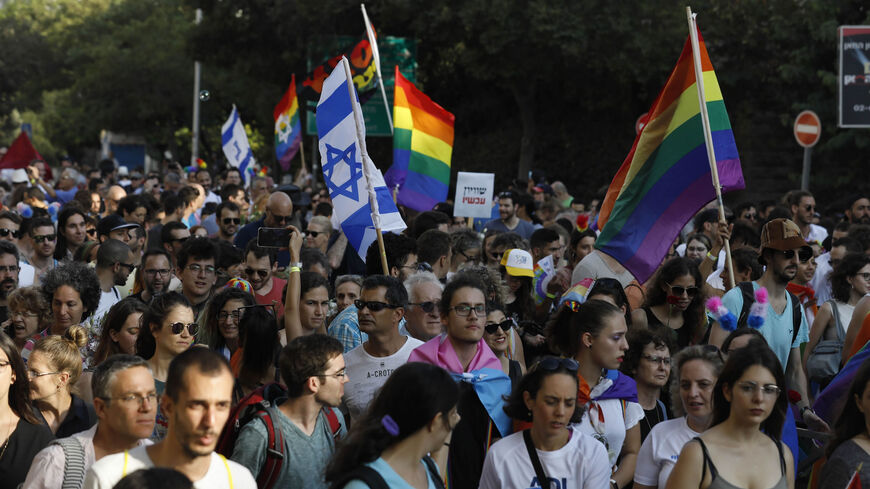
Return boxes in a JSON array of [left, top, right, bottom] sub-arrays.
[[26, 217, 58, 283], [0, 210, 35, 287], [403, 272, 445, 341], [243, 241, 286, 319], [234, 191, 297, 268], [93, 240, 137, 326], [788, 190, 827, 245], [343, 276, 422, 420], [213, 201, 241, 243], [710, 218, 829, 435]]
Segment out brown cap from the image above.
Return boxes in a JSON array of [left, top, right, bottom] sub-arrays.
[[760, 218, 806, 251]]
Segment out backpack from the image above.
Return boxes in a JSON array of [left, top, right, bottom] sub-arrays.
[[736, 282, 801, 345], [216, 382, 342, 489], [327, 456, 445, 489]]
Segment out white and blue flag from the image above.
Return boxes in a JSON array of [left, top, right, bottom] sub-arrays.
[[221, 105, 255, 186], [316, 56, 406, 261]]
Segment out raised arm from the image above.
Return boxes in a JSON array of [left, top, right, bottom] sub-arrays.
[[283, 226, 304, 342]]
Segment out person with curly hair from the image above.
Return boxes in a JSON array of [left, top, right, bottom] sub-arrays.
[[3, 286, 52, 353], [632, 257, 707, 350]]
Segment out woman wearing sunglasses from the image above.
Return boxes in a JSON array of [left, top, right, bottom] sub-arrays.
[[665, 343, 792, 489], [548, 299, 640, 489], [479, 356, 609, 489], [485, 303, 525, 385], [135, 292, 196, 441], [29, 325, 97, 437], [631, 257, 706, 351], [634, 345, 724, 489]]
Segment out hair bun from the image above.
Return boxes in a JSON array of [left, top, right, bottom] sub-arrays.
[[64, 325, 89, 349]]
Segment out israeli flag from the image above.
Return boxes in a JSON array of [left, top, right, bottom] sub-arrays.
[[221, 105, 254, 186], [316, 57, 406, 261]]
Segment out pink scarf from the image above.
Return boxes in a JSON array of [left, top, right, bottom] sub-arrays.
[[407, 333, 501, 373]]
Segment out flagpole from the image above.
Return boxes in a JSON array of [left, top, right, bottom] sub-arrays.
[[686, 6, 736, 289], [342, 56, 390, 275], [361, 3, 393, 134]]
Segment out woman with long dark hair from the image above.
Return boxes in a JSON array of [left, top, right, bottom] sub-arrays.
[[479, 356, 609, 489], [54, 204, 88, 262], [547, 299, 640, 489], [632, 257, 706, 350], [325, 362, 459, 488], [93, 297, 147, 365], [234, 305, 281, 401], [200, 286, 255, 362], [484, 302, 524, 384], [665, 343, 792, 489], [818, 359, 870, 487]]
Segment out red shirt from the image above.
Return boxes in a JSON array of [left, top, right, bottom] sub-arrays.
[[256, 276, 286, 319]]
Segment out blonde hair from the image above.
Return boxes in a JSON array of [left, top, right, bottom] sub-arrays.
[[33, 325, 87, 389]]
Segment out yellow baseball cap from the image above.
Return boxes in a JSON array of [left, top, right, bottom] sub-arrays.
[[500, 249, 534, 277]]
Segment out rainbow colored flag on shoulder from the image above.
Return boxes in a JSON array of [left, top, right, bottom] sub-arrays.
[[595, 26, 744, 284], [384, 67, 455, 212], [273, 74, 302, 171]]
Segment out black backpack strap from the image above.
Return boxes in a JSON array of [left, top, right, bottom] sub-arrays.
[[328, 465, 391, 489], [523, 429, 550, 489], [735, 282, 755, 328], [422, 455, 446, 489], [786, 290, 801, 346]]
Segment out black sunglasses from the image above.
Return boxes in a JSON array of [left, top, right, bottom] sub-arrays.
[[244, 268, 268, 279], [222, 218, 241, 225], [33, 234, 56, 244], [779, 247, 813, 263], [269, 213, 292, 224], [485, 319, 513, 334], [535, 356, 579, 372], [0, 228, 21, 239], [409, 301, 439, 313], [355, 300, 400, 312], [169, 322, 198, 336], [171, 236, 189, 244], [667, 283, 699, 297], [306, 230, 323, 238]]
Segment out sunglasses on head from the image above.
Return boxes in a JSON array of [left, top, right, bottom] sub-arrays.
[[244, 268, 268, 279], [409, 301, 439, 313], [485, 319, 513, 334], [354, 300, 399, 312], [667, 283, 699, 297], [779, 247, 813, 263], [222, 217, 241, 225], [169, 322, 198, 336], [535, 356, 579, 372], [0, 228, 21, 239]]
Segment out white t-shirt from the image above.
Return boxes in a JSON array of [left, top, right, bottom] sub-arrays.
[[82, 445, 256, 489], [634, 416, 699, 488], [479, 429, 610, 489], [343, 336, 423, 419], [573, 397, 644, 467], [810, 252, 832, 304]]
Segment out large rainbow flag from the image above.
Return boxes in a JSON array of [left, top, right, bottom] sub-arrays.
[[273, 74, 302, 171], [595, 27, 744, 283], [385, 67, 455, 212]]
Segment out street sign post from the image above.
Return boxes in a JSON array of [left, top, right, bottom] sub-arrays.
[[794, 110, 821, 190]]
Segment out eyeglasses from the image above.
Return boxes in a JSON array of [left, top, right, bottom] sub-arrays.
[[306, 230, 323, 238], [449, 304, 485, 317], [222, 218, 241, 225], [102, 392, 158, 407], [736, 381, 781, 397], [0, 265, 19, 273], [217, 310, 241, 321], [642, 354, 671, 366], [186, 264, 216, 276], [742, 212, 758, 220], [666, 283, 699, 298], [0, 228, 21, 239], [27, 369, 60, 379], [168, 322, 198, 335], [244, 268, 269, 279], [409, 301, 440, 313], [33, 234, 56, 244], [318, 369, 347, 380], [458, 249, 480, 263], [354, 300, 400, 312], [778, 247, 813, 263], [485, 319, 513, 334], [144, 268, 171, 276], [118, 262, 136, 271], [535, 356, 579, 372], [857, 272, 870, 282]]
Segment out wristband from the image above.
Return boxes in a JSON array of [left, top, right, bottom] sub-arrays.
[[290, 266, 301, 273], [800, 405, 814, 419], [545, 291, 557, 299], [290, 262, 302, 269], [706, 251, 717, 261]]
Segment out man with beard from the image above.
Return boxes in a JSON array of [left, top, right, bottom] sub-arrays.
[[0, 240, 20, 324], [710, 218, 829, 434], [213, 201, 241, 243], [26, 217, 58, 284], [130, 250, 173, 304], [242, 241, 286, 319], [0, 211, 35, 286], [788, 190, 828, 245], [483, 191, 535, 240], [844, 194, 870, 225], [83, 348, 256, 488], [234, 191, 295, 267]]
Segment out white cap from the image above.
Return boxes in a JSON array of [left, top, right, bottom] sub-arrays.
[[500, 249, 534, 277]]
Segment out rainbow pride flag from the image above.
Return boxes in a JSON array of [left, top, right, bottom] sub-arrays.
[[273, 74, 302, 171], [385, 67, 455, 212], [595, 27, 744, 283]]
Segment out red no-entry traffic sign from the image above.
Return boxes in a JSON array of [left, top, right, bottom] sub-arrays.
[[794, 110, 821, 148]]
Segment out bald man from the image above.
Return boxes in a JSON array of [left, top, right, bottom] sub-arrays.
[[234, 191, 298, 267], [105, 185, 127, 216]]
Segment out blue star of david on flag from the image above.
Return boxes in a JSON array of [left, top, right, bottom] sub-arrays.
[[315, 57, 406, 261], [322, 143, 362, 202]]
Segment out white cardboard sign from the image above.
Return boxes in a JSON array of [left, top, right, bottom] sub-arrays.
[[454, 172, 495, 218]]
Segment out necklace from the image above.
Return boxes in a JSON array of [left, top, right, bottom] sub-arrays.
[[0, 419, 14, 460], [642, 403, 662, 434]]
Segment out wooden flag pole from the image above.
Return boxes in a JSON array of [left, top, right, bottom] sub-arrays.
[[686, 6, 736, 289], [342, 56, 389, 276], [298, 132, 308, 174]]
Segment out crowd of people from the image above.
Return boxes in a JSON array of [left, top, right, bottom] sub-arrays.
[[0, 154, 866, 488]]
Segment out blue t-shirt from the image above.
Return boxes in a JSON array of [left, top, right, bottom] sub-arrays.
[[342, 457, 439, 489], [482, 218, 536, 240], [720, 282, 809, 369]]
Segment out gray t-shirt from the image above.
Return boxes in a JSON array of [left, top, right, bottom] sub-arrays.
[[230, 406, 347, 489], [819, 439, 870, 489], [483, 218, 536, 240]]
